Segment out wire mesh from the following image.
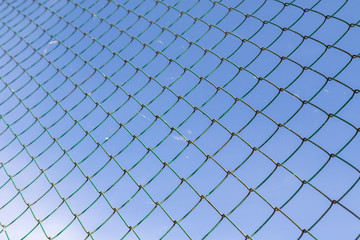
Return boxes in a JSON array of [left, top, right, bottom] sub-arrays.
[[0, 0, 360, 239]]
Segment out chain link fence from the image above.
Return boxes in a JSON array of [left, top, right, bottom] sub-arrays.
[[0, 0, 360, 239]]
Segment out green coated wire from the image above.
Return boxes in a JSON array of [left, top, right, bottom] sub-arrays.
[[0, 0, 359, 239]]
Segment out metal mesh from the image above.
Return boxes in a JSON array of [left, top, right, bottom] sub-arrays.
[[0, 0, 360, 239]]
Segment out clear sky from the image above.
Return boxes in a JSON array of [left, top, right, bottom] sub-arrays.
[[0, 0, 359, 239]]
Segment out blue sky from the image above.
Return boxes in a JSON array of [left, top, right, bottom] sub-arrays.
[[0, 0, 359, 239]]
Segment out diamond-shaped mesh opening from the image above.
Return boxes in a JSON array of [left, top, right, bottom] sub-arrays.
[[0, 0, 359, 239]]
